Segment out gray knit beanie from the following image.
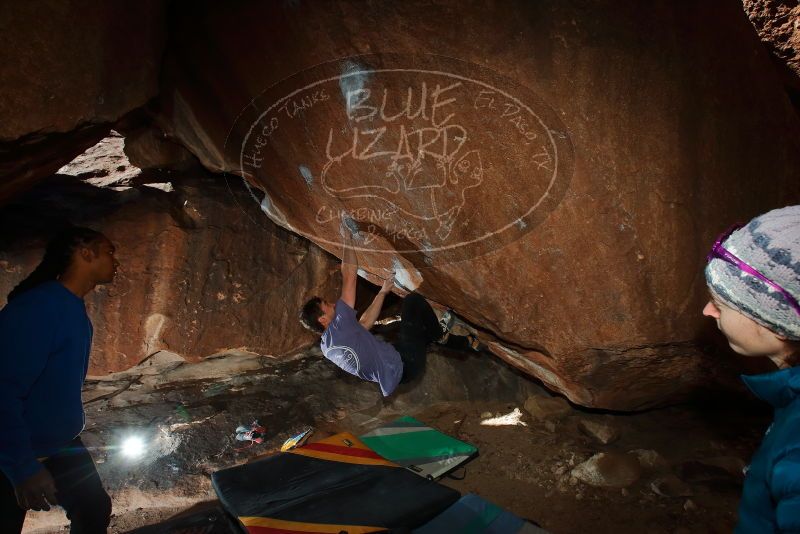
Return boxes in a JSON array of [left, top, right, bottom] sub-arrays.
[[705, 205, 800, 340]]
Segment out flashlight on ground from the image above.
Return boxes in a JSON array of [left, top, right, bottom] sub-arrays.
[[114, 426, 180, 465], [120, 435, 146, 459]]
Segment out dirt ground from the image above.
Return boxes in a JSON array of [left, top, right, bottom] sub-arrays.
[[21, 343, 769, 534], [414, 400, 765, 534]]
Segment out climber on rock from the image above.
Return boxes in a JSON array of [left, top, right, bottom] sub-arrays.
[[299, 226, 479, 396], [0, 226, 118, 534]]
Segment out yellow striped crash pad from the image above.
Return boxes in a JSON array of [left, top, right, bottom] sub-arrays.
[[211, 432, 460, 534]]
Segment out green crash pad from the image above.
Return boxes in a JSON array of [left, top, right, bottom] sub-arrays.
[[360, 416, 478, 480]]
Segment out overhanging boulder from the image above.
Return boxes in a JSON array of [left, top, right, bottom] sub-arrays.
[[155, 0, 800, 409]]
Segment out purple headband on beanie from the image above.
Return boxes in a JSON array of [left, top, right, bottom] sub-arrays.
[[705, 205, 800, 340]]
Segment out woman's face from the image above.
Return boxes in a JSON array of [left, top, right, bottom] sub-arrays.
[[702, 295, 787, 358]]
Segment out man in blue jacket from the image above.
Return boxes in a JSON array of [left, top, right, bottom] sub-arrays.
[[0, 227, 118, 533]]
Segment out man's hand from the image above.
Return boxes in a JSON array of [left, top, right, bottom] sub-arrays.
[[379, 276, 394, 295], [359, 275, 394, 330], [15, 466, 58, 511]]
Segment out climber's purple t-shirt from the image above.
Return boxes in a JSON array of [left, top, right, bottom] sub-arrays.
[[320, 300, 403, 396]]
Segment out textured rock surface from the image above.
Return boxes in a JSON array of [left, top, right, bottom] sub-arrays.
[[571, 452, 642, 488], [578, 417, 621, 445], [743, 0, 800, 91], [0, 141, 340, 374], [121, 126, 196, 171], [631, 449, 670, 472], [152, 0, 800, 409], [0, 1, 166, 201], [56, 132, 142, 186], [650, 474, 694, 498], [2, 1, 800, 408], [524, 395, 573, 421]]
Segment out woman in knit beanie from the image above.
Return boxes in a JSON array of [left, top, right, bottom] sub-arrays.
[[703, 204, 800, 533]]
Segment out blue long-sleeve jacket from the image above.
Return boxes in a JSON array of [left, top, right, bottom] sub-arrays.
[[0, 281, 92, 485], [737, 367, 800, 533]]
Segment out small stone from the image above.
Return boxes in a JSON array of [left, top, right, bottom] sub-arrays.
[[571, 452, 641, 488], [700, 456, 746, 478], [650, 474, 693, 498], [680, 457, 745, 483], [684, 499, 698, 512], [630, 449, 669, 471], [524, 395, 572, 420], [578, 417, 620, 445], [480, 411, 493, 419]]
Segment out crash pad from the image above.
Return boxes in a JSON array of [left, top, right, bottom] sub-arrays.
[[212, 432, 460, 533], [413, 493, 548, 533], [127, 504, 241, 534], [360, 416, 478, 480]]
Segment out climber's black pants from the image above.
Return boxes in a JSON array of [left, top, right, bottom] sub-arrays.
[[393, 292, 444, 383]]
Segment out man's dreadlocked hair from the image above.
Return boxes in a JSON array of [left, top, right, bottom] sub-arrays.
[[7, 226, 104, 302]]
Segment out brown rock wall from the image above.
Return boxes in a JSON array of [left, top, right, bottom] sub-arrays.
[[0, 1, 165, 140], [0, 1, 166, 201], [1, 0, 799, 407], [155, 0, 800, 408], [743, 0, 800, 91], [0, 166, 339, 374], [125, 129, 195, 171]]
